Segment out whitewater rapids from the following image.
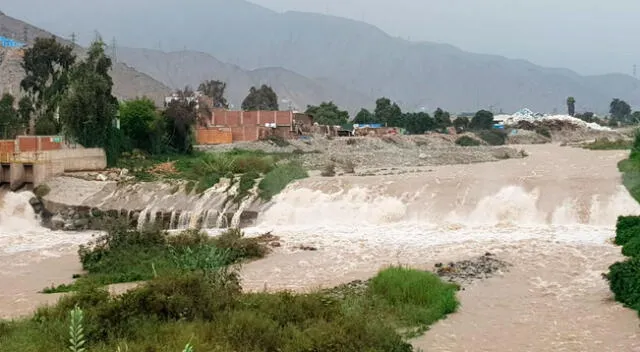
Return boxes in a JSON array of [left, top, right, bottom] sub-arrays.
[[1, 144, 640, 350]]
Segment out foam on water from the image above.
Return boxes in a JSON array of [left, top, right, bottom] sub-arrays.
[[0, 189, 95, 257], [243, 183, 640, 250]]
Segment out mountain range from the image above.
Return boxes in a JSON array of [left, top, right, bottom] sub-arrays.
[[2, 0, 640, 114], [0, 11, 171, 106]]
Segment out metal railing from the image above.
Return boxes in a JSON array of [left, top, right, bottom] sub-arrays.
[[0, 152, 50, 164]]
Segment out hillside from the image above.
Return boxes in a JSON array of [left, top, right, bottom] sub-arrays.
[[115, 47, 372, 113], [0, 12, 171, 106], [5, 0, 640, 114]]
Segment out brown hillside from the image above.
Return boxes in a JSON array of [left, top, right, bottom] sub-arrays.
[[0, 12, 170, 105]]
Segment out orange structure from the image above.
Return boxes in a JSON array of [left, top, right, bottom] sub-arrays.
[[196, 109, 297, 144], [195, 128, 233, 145]]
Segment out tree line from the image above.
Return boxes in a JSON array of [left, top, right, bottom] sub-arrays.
[[567, 96, 639, 126], [4, 36, 640, 165]]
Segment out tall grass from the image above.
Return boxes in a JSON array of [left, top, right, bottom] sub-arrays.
[[583, 138, 632, 150], [42, 224, 269, 293], [2, 266, 458, 351]]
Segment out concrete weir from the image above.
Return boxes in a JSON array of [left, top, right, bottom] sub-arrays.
[[0, 149, 107, 190]]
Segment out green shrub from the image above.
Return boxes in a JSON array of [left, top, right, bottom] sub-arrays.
[[477, 130, 507, 146], [33, 184, 51, 198], [583, 138, 632, 150], [455, 136, 480, 147], [258, 162, 308, 201], [212, 228, 269, 262], [607, 257, 640, 310], [369, 266, 459, 327], [6, 265, 463, 351], [615, 216, 640, 245], [44, 225, 268, 293], [622, 236, 640, 257]]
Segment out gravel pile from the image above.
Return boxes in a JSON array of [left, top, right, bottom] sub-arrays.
[[434, 252, 511, 286]]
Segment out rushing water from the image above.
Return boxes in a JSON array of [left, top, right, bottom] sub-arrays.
[[1, 144, 640, 350]]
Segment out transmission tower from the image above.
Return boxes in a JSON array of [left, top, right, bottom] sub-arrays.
[[70, 32, 77, 45], [634, 64, 637, 78], [22, 25, 28, 43]]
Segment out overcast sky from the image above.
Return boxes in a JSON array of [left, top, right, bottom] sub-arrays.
[[248, 0, 637, 76], [2, 0, 636, 75]]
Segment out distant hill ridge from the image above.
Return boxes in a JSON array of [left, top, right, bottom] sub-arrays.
[[4, 1, 640, 114], [0, 11, 171, 106]]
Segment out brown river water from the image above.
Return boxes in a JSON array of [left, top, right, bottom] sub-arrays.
[[1, 144, 639, 351]]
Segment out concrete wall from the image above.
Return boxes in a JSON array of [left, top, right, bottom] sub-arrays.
[[45, 148, 106, 172]]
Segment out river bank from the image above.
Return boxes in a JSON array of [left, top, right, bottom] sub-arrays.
[[2, 143, 640, 351]]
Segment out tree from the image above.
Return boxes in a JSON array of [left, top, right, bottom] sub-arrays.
[[241, 85, 279, 111], [59, 39, 119, 164], [433, 108, 452, 129], [402, 112, 434, 134], [453, 116, 470, 131], [198, 80, 228, 109], [119, 98, 164, 154], [0, 93, 21, 139], [566, 97, 576, 117], [20, 37, 76, 133], [469, 110, 494, 130], [352, 108, 374, 124], [305, 101, 349, 126], [164, 89, 197, 154], [374, 97, 402, 126], [610, 98, 632, 123]]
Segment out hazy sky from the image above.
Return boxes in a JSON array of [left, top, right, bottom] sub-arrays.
[[249, 0, 637, 76], [2, 0, 636, 75]]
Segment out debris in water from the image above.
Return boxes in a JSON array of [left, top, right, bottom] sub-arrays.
[[297, 244, 318, 251], [434, 252, 510, 286]]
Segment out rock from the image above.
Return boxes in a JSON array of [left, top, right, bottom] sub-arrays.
[[119, 168, 129, 177], [50, 215, 65, 230], [270, 241, 281, 247], [72, 218, 90, 229], [29, 197, 43, 213], [96, 174, 108, 181], [434, 253, 511, 287], [419, 153, 428, 159]]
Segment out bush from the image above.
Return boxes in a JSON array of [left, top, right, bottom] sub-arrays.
[[369, 266, 459, 328], [44, 225, 268, 293], [622, 236, 640, 257], [477, 130, 507, 146], [211, 228, 269, 262], [615, 216, 640, 245], [258, 162, 308, 201], [455, 136, 480, 147], [13, 268, 457, 352], [33, 184, 51, 198], [607, 257, 640, 310]]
